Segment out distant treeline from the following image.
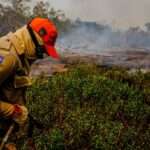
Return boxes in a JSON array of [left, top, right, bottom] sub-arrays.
[[0, 0, 71, 35]]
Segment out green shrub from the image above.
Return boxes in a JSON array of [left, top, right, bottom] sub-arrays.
[[22, 64, 150, 150], [33, 128, 65, 150]]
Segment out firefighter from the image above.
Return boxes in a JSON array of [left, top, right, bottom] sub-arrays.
[[0, 17, 59, 148]]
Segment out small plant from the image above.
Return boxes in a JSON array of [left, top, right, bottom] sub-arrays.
[[34, 128, 65, 150]]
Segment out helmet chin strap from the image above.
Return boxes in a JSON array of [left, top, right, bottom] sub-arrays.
[[27, 24, 44, 59]]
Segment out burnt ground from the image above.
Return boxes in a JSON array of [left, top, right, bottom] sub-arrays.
[[30, 48, 150, 76]]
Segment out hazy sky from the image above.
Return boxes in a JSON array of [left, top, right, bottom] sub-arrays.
[[2, 0, 150, 29], [41, 0, 150, 29]]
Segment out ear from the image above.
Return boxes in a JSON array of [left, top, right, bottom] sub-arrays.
[[38, 28, 47, 36]]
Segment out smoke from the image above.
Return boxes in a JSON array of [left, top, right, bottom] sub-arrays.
[[57, 21, 150, 54]]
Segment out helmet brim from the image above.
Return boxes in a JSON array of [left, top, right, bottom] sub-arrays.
[[45, 44, 59, 59]]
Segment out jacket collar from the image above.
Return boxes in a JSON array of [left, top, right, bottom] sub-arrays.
[[7, 25, 44, 59]]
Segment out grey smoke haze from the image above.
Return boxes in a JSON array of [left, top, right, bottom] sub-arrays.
[[57, 21, 150, 55], [44, 0, 150, 53], [43, 0, 150, 29]]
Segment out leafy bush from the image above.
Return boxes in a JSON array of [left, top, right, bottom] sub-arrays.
[[23, 64, 150, 150], [33, 128, 65, 150]]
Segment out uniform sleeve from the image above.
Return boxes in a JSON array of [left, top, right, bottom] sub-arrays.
[[0, 54, 17, 86], [0, 55, 17, 118], [0, 101, 14, 117]]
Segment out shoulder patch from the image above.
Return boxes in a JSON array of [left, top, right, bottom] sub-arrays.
[[0, 55, 4, 63]]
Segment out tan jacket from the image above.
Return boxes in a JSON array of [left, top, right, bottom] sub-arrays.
[[0, 25, 43, 105]]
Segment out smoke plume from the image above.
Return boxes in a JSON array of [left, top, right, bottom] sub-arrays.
[[57, 21, 150, 54]]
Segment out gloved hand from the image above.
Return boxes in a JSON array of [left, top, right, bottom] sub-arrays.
[[0, 101, 28, 126], [11, 104, 28, 126]]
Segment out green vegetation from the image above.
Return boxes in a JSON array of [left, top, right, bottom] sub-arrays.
[[18, 64, 149, 150]]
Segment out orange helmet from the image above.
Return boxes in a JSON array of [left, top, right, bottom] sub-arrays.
[[29, 17, 59, 59]]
